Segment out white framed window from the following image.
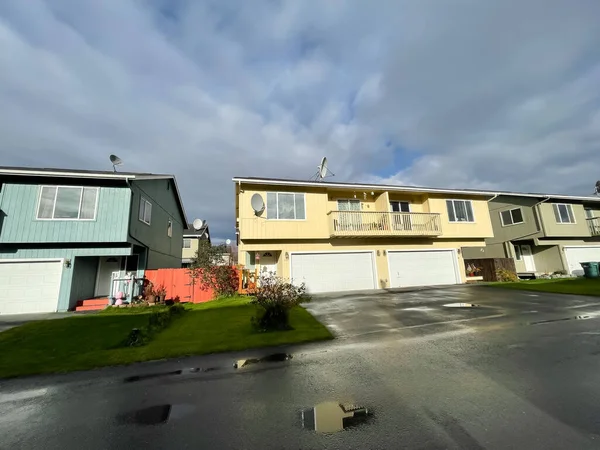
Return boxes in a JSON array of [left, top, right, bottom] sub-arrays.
[[552, 203, 575, 224], [167, 219, 173, 237], [390, 201, 410, 212], [183, 238, 191, 248], [337, 199, 361, 211], [139, 197, 152, 225], [500, 208, 524, 226], [266, 192, 306, 220], [514, 245, 522, 261], [37, 186, 98, 220], [446, 200, 475, 222]]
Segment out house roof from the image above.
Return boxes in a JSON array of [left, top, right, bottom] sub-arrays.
[[232, 176, 600, 203], [0, 166, 188, 224]]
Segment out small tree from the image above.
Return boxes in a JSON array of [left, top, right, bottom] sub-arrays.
[[249, 276, 311, 331], [190, 240, 239, 298]]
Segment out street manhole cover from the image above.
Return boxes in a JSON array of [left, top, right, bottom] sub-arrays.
[[444, 303, 478, 308], [302, 401, 373, 433]]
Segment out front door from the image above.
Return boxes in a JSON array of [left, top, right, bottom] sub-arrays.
[[95, 257, 122, 297], [259, 252, 278, 278], [521, 245, 536, 272]]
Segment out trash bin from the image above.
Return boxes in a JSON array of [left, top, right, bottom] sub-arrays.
[[580, 262, 599, 278]]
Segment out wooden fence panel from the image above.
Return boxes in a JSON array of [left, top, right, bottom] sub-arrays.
[[145, 268, 215, 303], [464, 258, 516, 282]]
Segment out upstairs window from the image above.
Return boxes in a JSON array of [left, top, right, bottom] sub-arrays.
[[37, 186, 98, 220], [266, 192, 306, 220], [446, 200, 474, 222], [552, 203, 575, 224], [139, 197, 152, 225], [500, 208, 524, 226], [183, 239, 191, 248]]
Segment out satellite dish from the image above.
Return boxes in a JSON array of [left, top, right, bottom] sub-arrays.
[[310, 156, 335, 181], [225, 239, 231, 245], [251, 193, 265, 215], [319, 157, 328, 178], [109, 154, 122, 172], [192, 218, 204, 230]]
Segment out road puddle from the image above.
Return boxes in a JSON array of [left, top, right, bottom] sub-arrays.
[[124, 370, 182, 383], [302, 401, 373, 433], [530, 315, 591, 325], [443, 303, 478, 308], [234, 353, 292, 369], [119, 404, 172, 425]]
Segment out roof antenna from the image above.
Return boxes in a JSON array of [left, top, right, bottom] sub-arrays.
[[309, 157, 335, 182], [109, 154, 123, 173]]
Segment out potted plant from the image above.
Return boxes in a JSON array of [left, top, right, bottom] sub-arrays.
[[155, 284, 167, 303], [143, 280, 156, 304]]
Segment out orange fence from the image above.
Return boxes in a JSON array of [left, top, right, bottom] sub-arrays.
[[144, 268, 215, 303]]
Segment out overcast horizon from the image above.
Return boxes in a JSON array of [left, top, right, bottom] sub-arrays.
[[2, 1, 600, 241]]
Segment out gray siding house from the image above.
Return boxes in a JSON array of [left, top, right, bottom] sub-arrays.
[[0, 166, 187, 314], [462, 193, 600, 276]]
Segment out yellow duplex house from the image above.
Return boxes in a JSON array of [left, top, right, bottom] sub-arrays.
[[233, 177, 495, 293]]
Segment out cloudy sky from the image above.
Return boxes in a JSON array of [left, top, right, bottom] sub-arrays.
[[1, 1, 600, 240]]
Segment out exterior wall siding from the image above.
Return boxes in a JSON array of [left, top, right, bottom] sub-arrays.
[[129, 180, 184, 269], [532, 245, 563, 274], [0, 184, 130, 243], [238, 183, 494, 241], [240, 238, 486, 287], [486, 197, 542, 244], [182, 238, 199, 260], [538, 202, 591, 237], [69, 256, 99, 307], [0, 246, 131, 311]]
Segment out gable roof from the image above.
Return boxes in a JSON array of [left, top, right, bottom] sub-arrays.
[[0, 166, 188, 224], [232, 176, 600, 203]]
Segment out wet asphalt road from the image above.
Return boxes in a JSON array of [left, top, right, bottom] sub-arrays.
[[3, 286, 600, 449]]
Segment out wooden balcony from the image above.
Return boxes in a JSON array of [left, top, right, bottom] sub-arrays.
[[328, 211, 442, 238], [587, 217, 600, 236]]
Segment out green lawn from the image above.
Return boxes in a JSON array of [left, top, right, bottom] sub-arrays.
[[489, 278, 600, 296], [0, 297, 333, 378]]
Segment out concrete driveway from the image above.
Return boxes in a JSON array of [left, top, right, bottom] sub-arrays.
[[305, 285, 600, 340], [0, 312, 73, 333]]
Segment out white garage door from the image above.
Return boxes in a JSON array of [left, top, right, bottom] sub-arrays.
[[388, 250, 459, 288], [291, 252, 376, 294], [0, 260, 63, 314], [564, 247, 600, 276]]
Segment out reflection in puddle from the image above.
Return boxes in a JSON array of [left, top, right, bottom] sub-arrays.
[[444, 303, 478, 308], [124, 370, 182, 383], [234, 353, 292, 369], [302, 401, 372, 433], [530, 315, 591, 325], [119, 405, 172, 425]]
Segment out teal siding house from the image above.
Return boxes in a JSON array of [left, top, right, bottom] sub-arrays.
[[0, 166, 187, 314]]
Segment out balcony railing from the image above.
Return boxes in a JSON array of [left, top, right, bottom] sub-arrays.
[[587, 217, 600, 236], [328, 210, 442, 237]]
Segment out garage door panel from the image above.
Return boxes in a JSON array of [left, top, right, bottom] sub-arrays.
[[389, 250, 459, 288], [564, 247, 600, 276], [0, 261, 62, 314], [291, 252, 375, 294]]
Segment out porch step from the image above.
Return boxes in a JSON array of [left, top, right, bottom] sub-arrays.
[[76, 298, 110, 307], [75, 304, 107, 312]]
